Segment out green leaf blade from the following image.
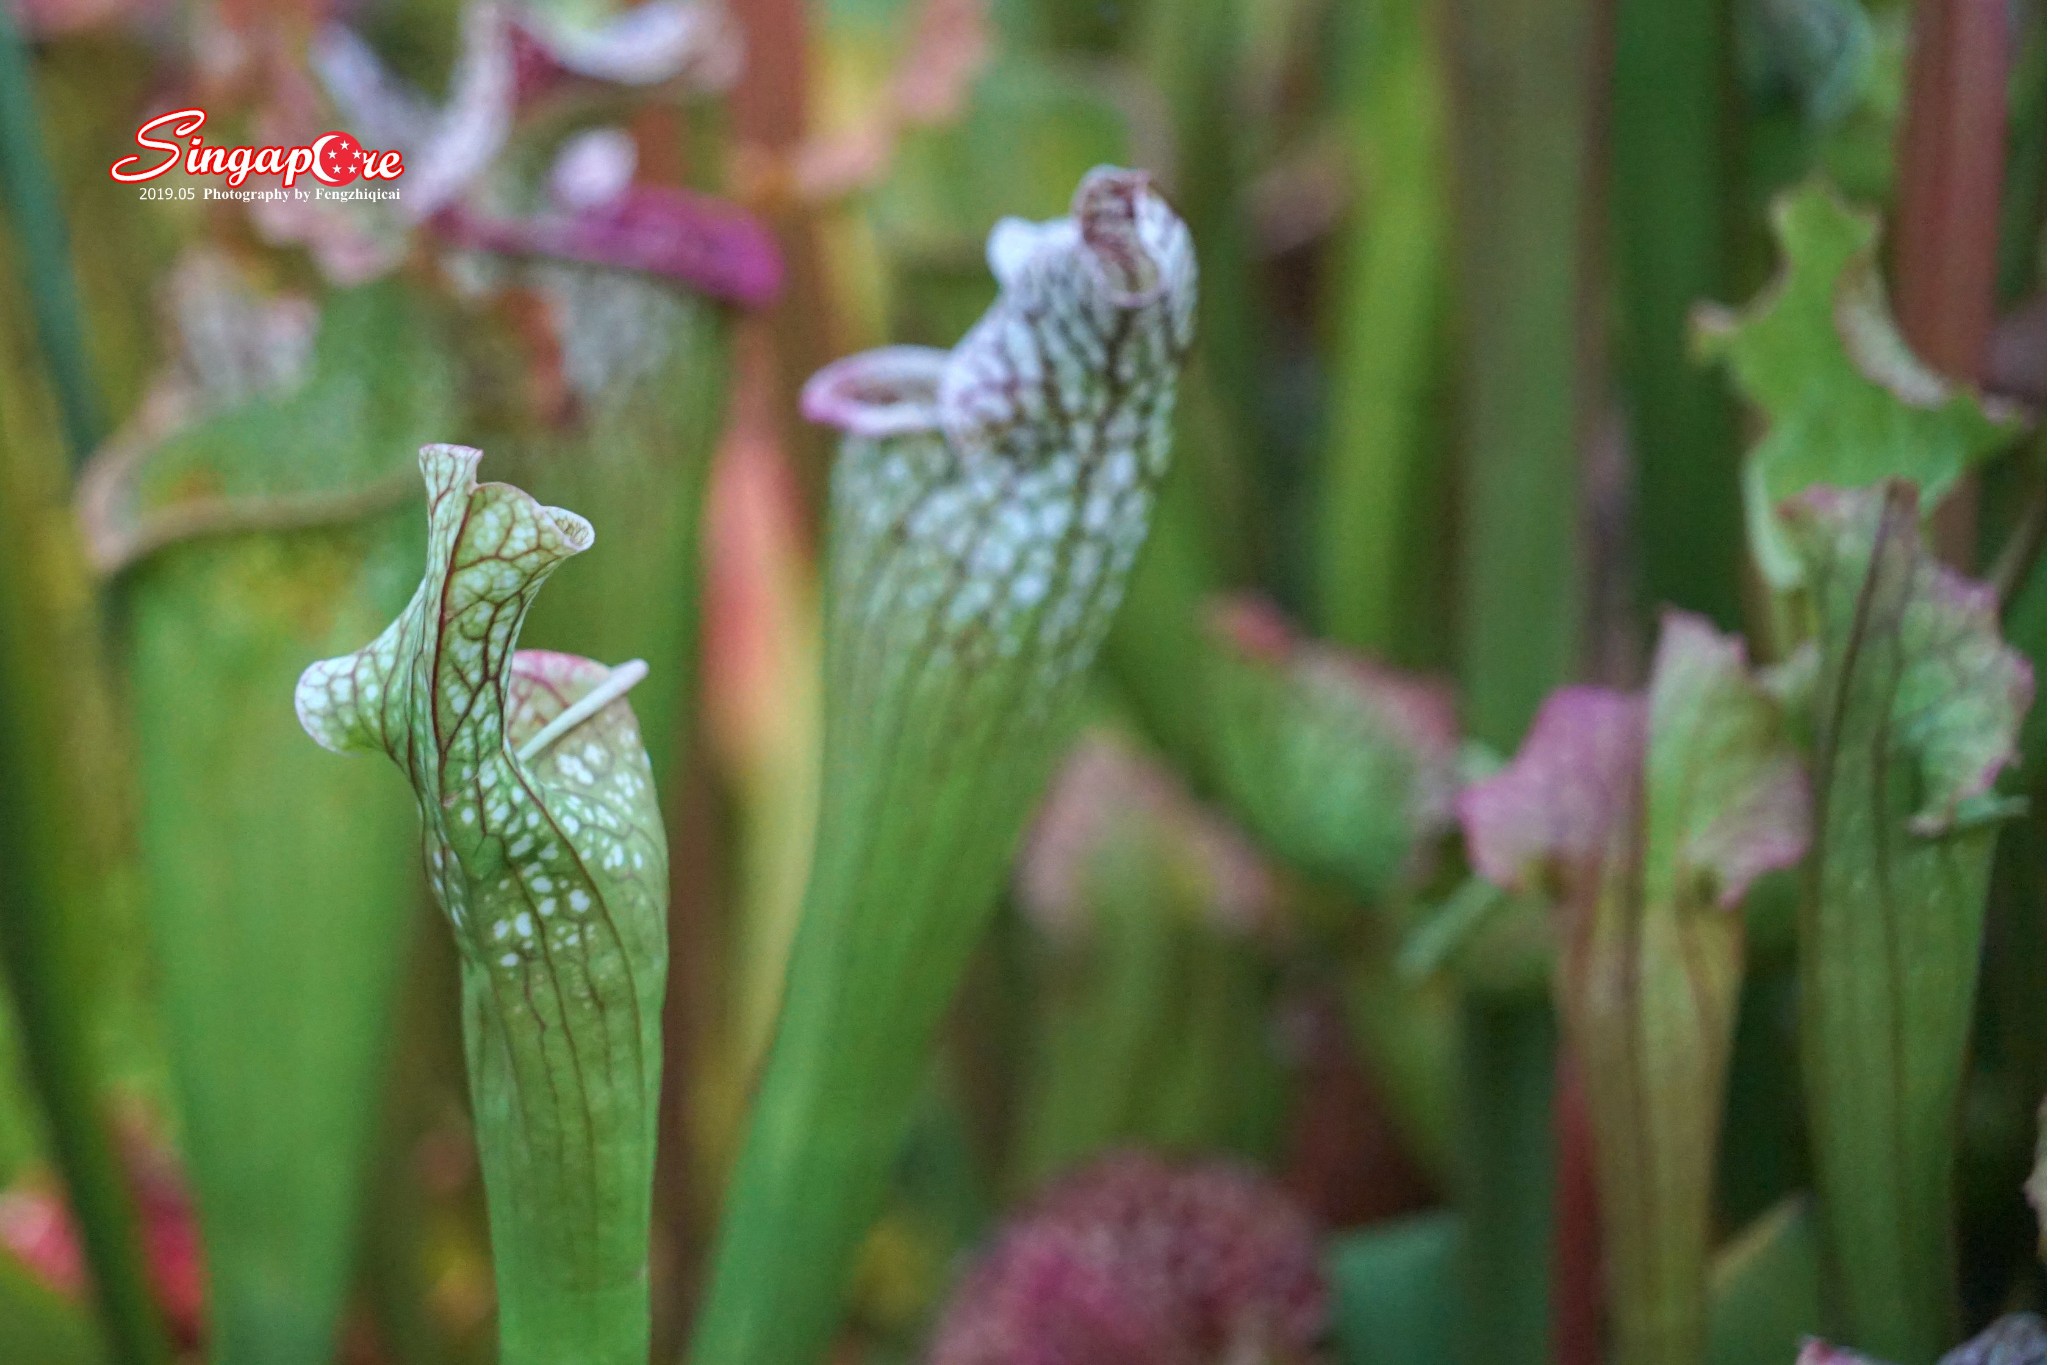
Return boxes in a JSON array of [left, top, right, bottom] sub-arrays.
[[113, 268, 452, 1365], [1696, 183, 2025, 592], [1782, 481, 2034, 1363]]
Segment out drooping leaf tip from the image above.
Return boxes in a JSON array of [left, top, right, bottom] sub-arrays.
[[1456, 686, 1645, 899], [1019, 734, 1275, 941], [1647, 610, 1811, 908]]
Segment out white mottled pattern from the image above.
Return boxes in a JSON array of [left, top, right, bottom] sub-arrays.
[[801, 167, 1196, 711], [295, 444, 666, 1093]]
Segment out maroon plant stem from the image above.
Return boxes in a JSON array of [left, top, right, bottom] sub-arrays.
[[654, 748, 730, 1358], [1893, 0, 2011, 566], [729, 0, 838, 517], [1551, 1051, 1605, 1365]]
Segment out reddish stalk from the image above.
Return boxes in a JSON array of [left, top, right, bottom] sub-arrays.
[[729, 0, 838, 515], [1550, 1050, 1605, 1365], [1892, 0, 2011, 565]]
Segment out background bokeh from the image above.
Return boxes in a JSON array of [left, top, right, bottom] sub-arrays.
[[0, 0, 2040, 1361]]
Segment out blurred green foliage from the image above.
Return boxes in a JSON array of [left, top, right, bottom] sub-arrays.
[[0, 0, 2038, 1362]]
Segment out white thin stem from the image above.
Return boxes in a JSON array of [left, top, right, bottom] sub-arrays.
[[516, 659, 650, 763]]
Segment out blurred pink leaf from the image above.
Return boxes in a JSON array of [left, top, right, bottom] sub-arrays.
[[1457, 685, 1644, 904], [1202, 596, 1461, 899], [1020, 733, 1274, 941], [0, 1125, 206, 1348], [314, 0, 738, 220], [439, 185, 783, 306], [1459, 612, 1808, 913]]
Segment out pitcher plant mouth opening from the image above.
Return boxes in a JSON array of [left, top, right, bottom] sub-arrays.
[[800, 345, 947, 436], [516, 658, 650, 762]]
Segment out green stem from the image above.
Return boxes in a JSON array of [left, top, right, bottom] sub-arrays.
[[1340, 940, 1457, 1181], [0, 7, 102, 463], [0, 753, 165, 1365], [129, 523, 423, 1365], [1612, 0, 1743, 626], [0, 292, 167, 1365], [689, 891, 993, 1364], [1315, 0, 1451, 657], [1456, 996, 1559, 1365], [1140, 0, 1273, 557], [1800, 834, 1986, 1363], [1784, 485, 2024, 1364], [461, 968, 658, 1365], [1017, 882, 1181, 1184], [1445, 0, 1599, 749], [1102, 459, 1226, 781], [1444, 0, 1602, 1353], [1568, 898, 1744, 1365], [1993, 3, 2043, 305]]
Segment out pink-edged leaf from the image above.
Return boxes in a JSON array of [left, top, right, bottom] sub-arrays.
[[1457, 686, 1645, 902], [1642, 611, 1811, 911], [1694, 184, 2026, 591], [1019, 733, 1273, 941], [1203, 596, 1461, 899], [439, 186, 783, 306], [1458, 613, 1807, 913], [314, 0, 737, 222]]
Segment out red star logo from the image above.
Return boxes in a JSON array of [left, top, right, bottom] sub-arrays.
[[315, 130, 362, 186]]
